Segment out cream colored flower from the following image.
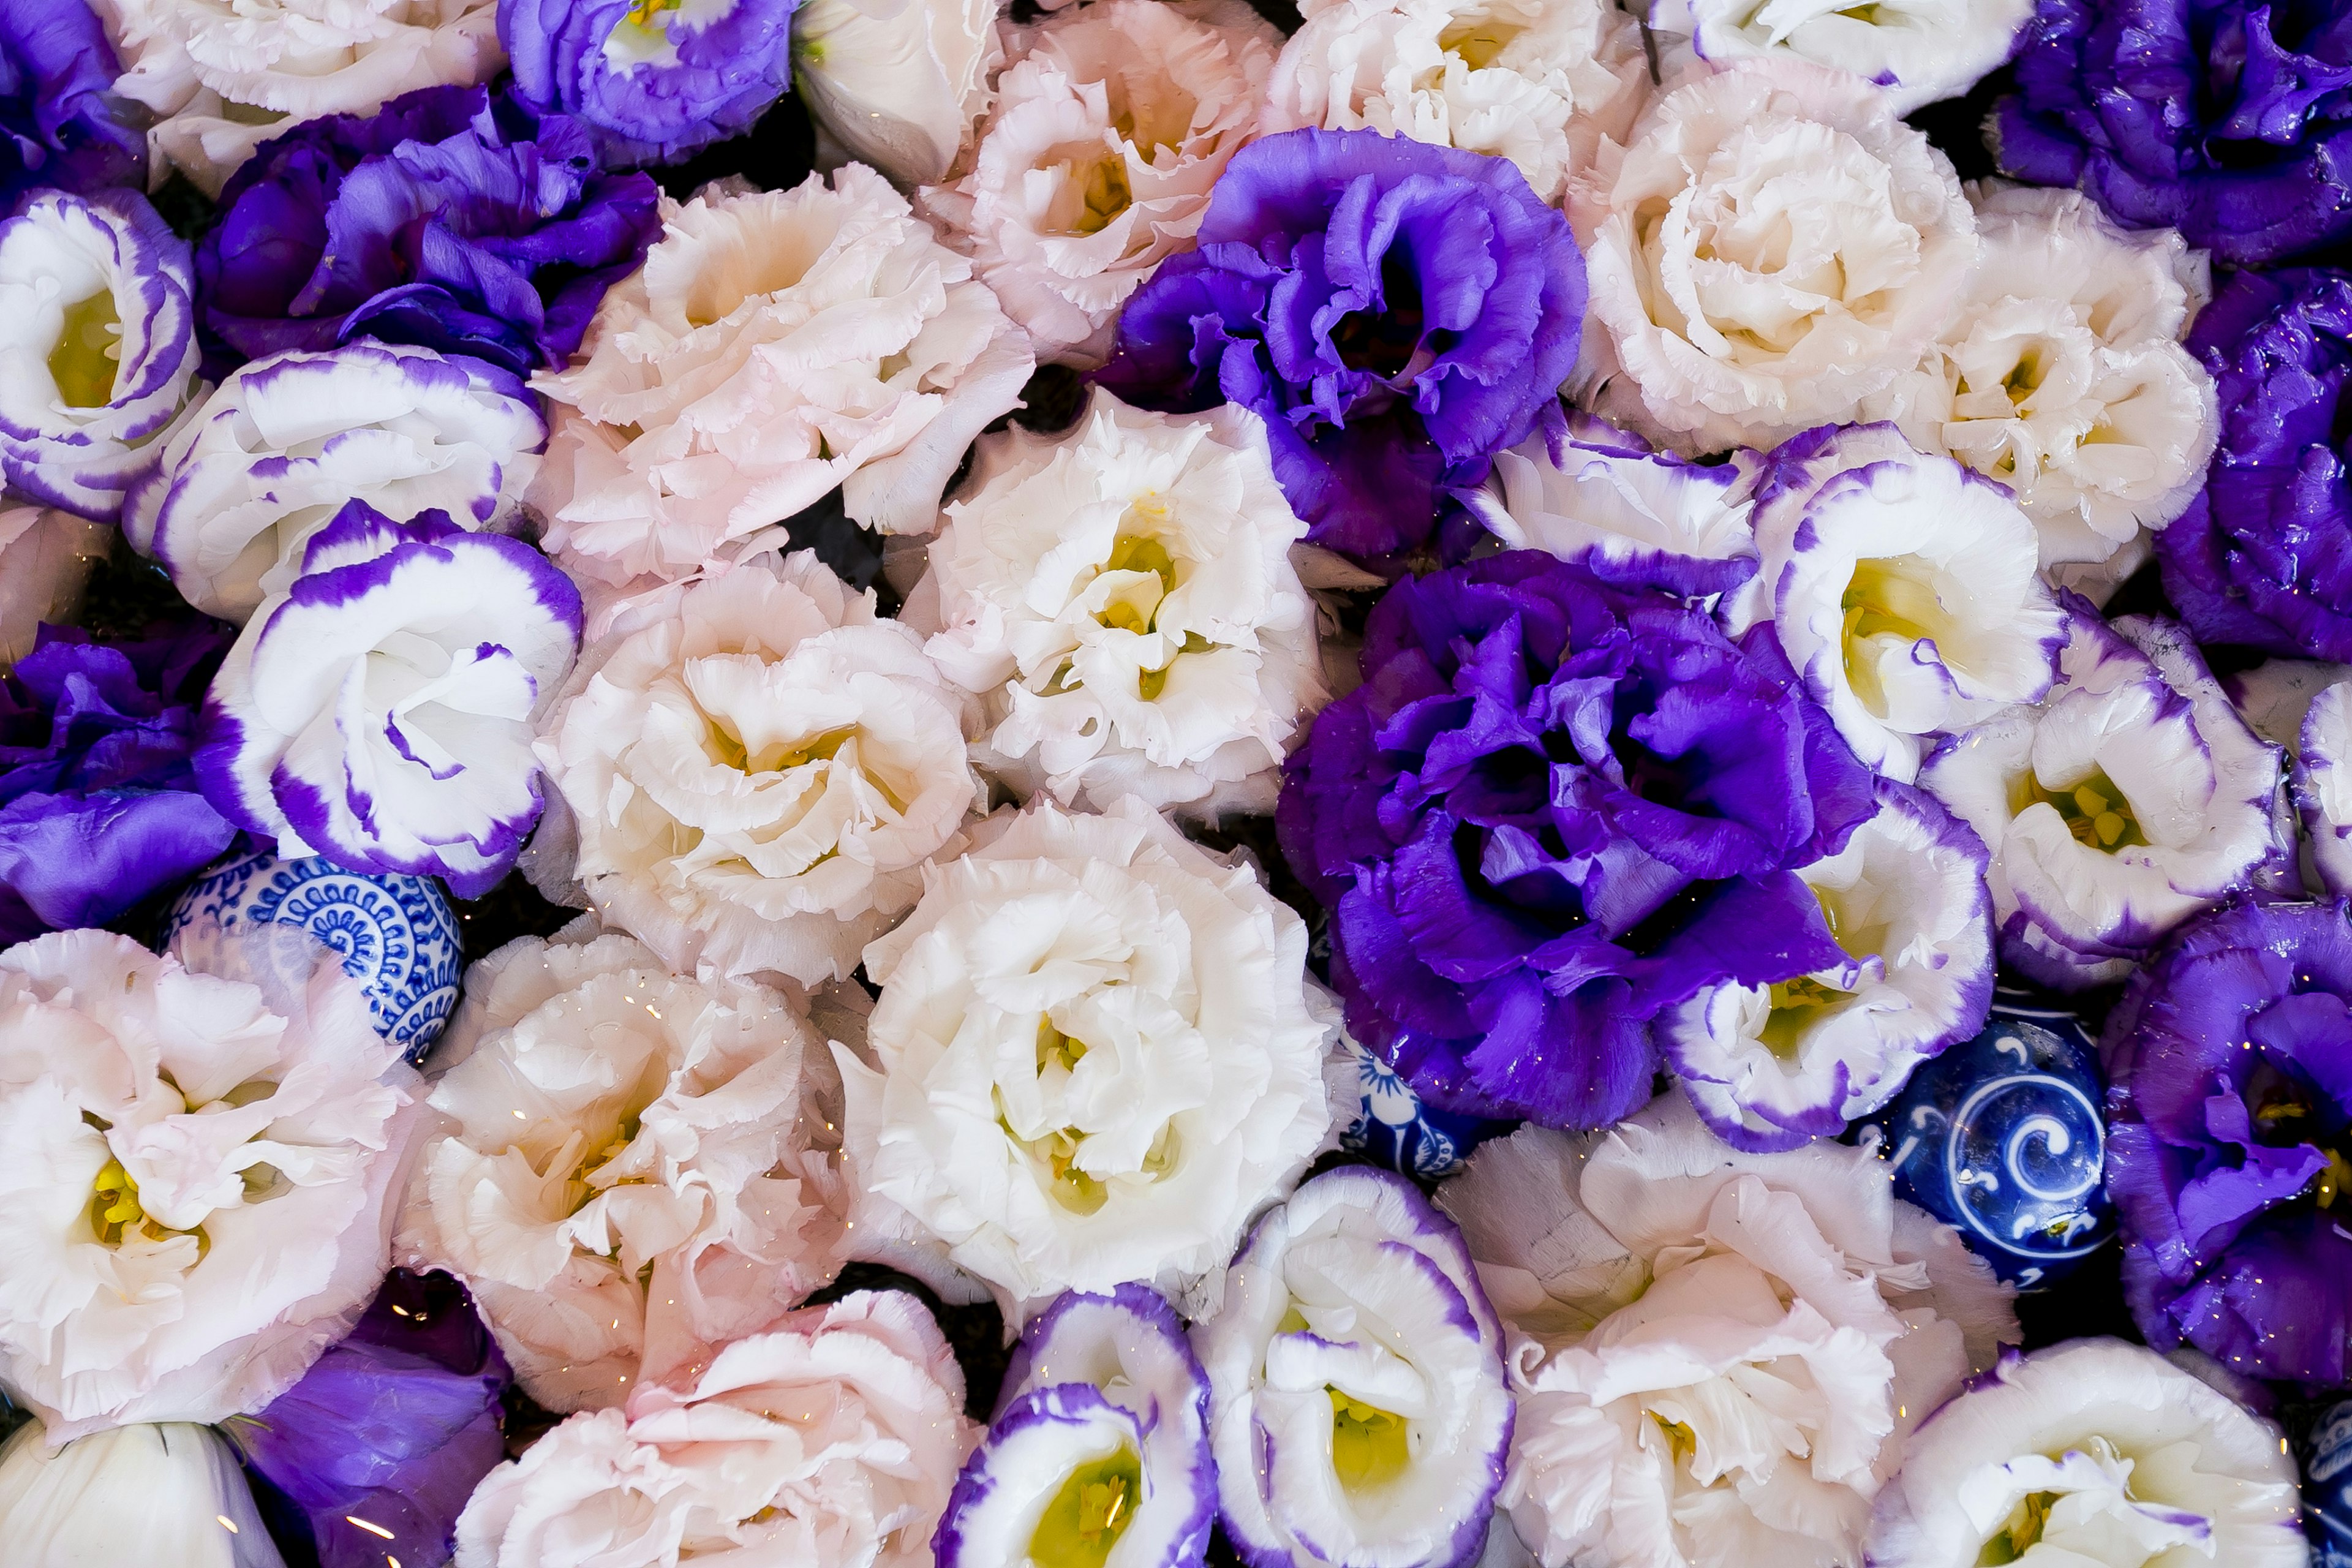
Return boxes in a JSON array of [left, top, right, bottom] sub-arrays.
[[0, 507, 109, 669], [1655, 0, 2032, 115], [793, 0, 1002, 186]]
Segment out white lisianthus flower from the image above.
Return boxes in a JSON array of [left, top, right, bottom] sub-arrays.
[[0, 505, 110, 669], [1438, 1095, 2018, 1568], [124, 341, 545, 624], [1653, 0, 2031, 115], [530, 550, 982, 987], [1568, 59, 1977, 456], [1662, 779, 1995, 1152], [1194, 1167, 1513, 1568], [1741, 423, 2066, 783], [198, 502, 583, 900], [396, 927, 847, 1413], [1864, 184, 2218, 573], [0, 1421, 284, 1567], [529, 172, 1031, 602], [793, 0, 1002, 187], [836, 796, 1337, 1315], [2296, 677, 2352, 896], [454, 1291, 974, 1568], [908, 387, 1325, 821], [89, 0, 504, 196], [919, 0, 1278, 368], [1258, 0, 1649, 205], [1919, 607, 2294, 989], [0, 190, 201, 521], [0, 927, 424, 1443], [1867, 1339, 2309, 1567]]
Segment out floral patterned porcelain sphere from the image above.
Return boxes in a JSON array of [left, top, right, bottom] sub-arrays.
[[1336, 1032, 1510, 1180], [1852, 985, 2116, 1289]]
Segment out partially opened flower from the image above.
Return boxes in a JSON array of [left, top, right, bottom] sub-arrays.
[[1657, 0, 2030, 114], [0, 619, 234, 946], [1868, 1338, 2308, 1567], [502, 0, 802, 166], [531, 550, 981, 986], [0, 1420, 284, 1568], [1257, 0, 1649, 205], [910, 388, 1325, 821], [1276, 548, 1879, 1130], [920, 0, 1278, 369], [89, 0, 504, 195], [0, 926, 424, 1441], [197, 85, 660, 379], [1662, 778, 1995, 1152], [1866, 184, 2216, 573], [2156, 268, 2352, 661], [1743, 423, 2065, 783], [397, 928, 847, 1412], [197, 500, 582, 899], [2224, 658, 2352, 755], [2298, 678, 2352, 895], [1919, 606, 2292, 989], [0, 505, 108, 669], [1458, 412, 1763, 606], [1569, 58, 1977, 455], [1438, 1096, 2016, 1568], [1193, 1166, 1511, 1568], [125, 341, 545, 623], [938, 1286, 1215, 1568], [791, 0, 1000, 186], [455, 1291, 972, 1568], [838, 796, 1336, 1314], [2103, 897, 2352, 1388], [0, 187, 199, 520], [0, 0, 144, 202], [530, 168, 1033, 590], [1096, 125, 1585, 564]]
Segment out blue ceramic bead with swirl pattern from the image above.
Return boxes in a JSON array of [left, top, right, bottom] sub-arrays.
[[1336, 1031, 1509, 1179], [1852, 984, 2116, 1290], [161, 847, 462, 1065], [2310, 1399, 2352, 1568]]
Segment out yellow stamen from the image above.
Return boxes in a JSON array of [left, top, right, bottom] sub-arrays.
[[1328, 1389, 1411, 1491]]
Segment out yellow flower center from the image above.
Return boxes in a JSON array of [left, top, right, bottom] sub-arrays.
[[89, 1157, 206, 1254], [1980, 1490, 2059, 1564], [2010, 766, 2146, 850], [1329, 1389, 1411, 1491], [624, 0, 682, 24], [1839, 555, 1950, 717], [48, 289, 120, 409], [1758, 974, 1852, 1058], [1061, 155, 1133, 237], [1438, 16, 1523, 66], [1028, 1449, 1143, 1568]]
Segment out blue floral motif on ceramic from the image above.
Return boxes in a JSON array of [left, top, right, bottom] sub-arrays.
[[1851, 983, 2115, 1291], [1336, 1033, 1507, 1179], [2311, 1400, 2352, 1568], [162, 847, 462, 1066]]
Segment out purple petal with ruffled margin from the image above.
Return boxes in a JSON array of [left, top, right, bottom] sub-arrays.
[[501, 0, 802, 166], [0, 0, 141, 202]]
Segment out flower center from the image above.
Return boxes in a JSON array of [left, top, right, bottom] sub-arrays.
[[1028, 1448, 1142, 1568], [48, 288, 120, 409], [1329, 1389, 1411, 1491], [625, 0, 683, 21], [1438, 14, 1523, 67], [1332, 251, 1428, 382], [1980, 1490, 2059, 1564], [1758, 974, 1852, 1058], [2010, 766, 2146, 850], [1054, 153, 1133, 237], [1095, 530, 1178, 634], [1839, 554, 1951, 714], [88, 1156, 208, 1255]]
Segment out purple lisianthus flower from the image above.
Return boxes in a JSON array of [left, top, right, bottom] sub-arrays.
[[938, 1286, 1215, 1568], [502, 0, 802, 166], [1095, 126, 1585, 566], [228, 1269, 511, 1568], [1995, 0, 2352, 264], [1276, 548, 1878, 1129], [196, 84, 662, 378], [197, 499, 584, 899], [0, 619, 234, 944], [2103, 897, 2352, 1388], [0, 0, 141, 202], [2156, 268, 2352, 662]]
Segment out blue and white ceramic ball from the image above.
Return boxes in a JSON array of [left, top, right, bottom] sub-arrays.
[[1336, 1031, 1506, 1180], [2309, 1399, 2352, 1568], [1852, 985, 2116, 1290], [162, 847, 462, 1065]]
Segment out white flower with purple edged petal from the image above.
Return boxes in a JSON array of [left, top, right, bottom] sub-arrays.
[[938, 1285, 1216, 1568], [0, 189, 200, 522], [1662, 778, 1994, 1152], [1461, 412, 1763, 610], [395, 926, 847, 1413], [836, 795, 1337, 1317], [1192, 1166, 1511, 1568], [1918, 605, 2294, 990], [123, 341, 545, 623], [1744, 423, 2066, 783], [1438, 1096, 2017, 1568], [2296, 677, 2352, 896], [197, 500, 582, 899], [791, 0, 1001, 188], [1651, 0, 2031, 115], [1864, 184, 2218, 574], [909, 387, 1326, 822], [530, 549, 982, 987], [1866, 1338, 2309, 1568]]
